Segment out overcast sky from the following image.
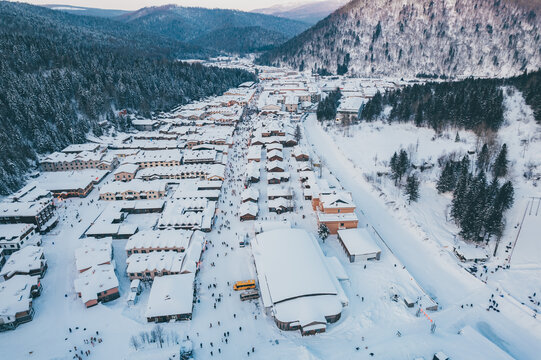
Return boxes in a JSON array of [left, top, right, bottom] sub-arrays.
[[15, 0, 309, 11]]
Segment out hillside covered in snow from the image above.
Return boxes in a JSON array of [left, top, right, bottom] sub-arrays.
[[258, 0, 541, 77]]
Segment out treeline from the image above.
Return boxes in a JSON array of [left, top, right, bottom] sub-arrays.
[[437, 144, 514, 242], [316, 88, 342, 121], [360, 70, 541, 132], [360, 78, 505, 132], [506, 70, 541, 124], [0, 2, 255, 194]]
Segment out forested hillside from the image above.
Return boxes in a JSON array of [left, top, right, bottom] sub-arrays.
[[359, 70, 541, 131], [116, 5, 309, 54], [258, 0, 541, 77], [190, 26, 288, 53], [0, 2, 255, 194]]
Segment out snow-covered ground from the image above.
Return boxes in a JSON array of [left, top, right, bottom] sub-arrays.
[[301, 86, 541, 359]]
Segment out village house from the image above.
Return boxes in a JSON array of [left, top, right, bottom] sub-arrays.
[[125, 229, 194, 256], [267, 186, 293, 200], [0, 201, 57, 233], [74, 264, 120, 308], [114, 164, 139, 182], [40, 151, 118, 172], [0, 224, 40, 255], [124, 150, 182, 168], [0, 246, 47, 281], [137, 164, 225, 182], [267, 149, 284, 162], [99, 180, 167, 201], [0, 275, 42, 331], [337, 228, 381, 262], [241, 188, 259, 203], [75, 237, 113, 273], [268, 198, 294, 214], [132, 119, 159, 131], [266, 160, 286, 173], [245, 164, 260, 185], [126, 251, 185, 280], [247, 146, 262, 163], [267, 171, 290, 184], [145, 273, 195, 323], [182, 150, 220, 164], [315, 192, 359, 234], [292, 146, 310, 161], [239, 202, 258, 221]]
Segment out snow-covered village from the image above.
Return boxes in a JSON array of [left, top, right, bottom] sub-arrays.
[[0, 1, 541, 359], [0, 54, 539, 359]]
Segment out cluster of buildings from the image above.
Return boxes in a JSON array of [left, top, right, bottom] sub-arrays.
[[69, 83, 256, 322], [0, 184, 57, 330]]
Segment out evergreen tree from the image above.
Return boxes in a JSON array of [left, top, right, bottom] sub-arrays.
[[318, 224, 330, 241], [436, 162, 456, 193], [477, 143, 490, 173], [397, 149, 410, 183], [493, 144, 509, 178], [405, 174, 420, 203], [390, 151, 399, 184], [294, 124, 302, 143]]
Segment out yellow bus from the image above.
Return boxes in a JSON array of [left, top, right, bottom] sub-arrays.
[[233, 280, 256, 291]]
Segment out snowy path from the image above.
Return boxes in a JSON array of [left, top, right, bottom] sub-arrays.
[[303, 114, 541, 359]]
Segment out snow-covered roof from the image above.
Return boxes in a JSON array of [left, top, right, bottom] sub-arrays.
[[267, 185, 292, 199], [125, 229, 193, 252], [319, 192, 355, 209], [252, 229, 338, 304], [0, 246, 45, 279], [0, 223, 36, 242], [61, 143, 101, 153], [171, 180, 221, 200], [100, 180, 167, 195], [239, 202, 258, 217], [145, 273, 195, 318], [453, 243, 489, 261], [0, 275, 39, 320], [73, 264, 118, 304], [137, 164, 225, 180], [75, 237, 112, 272], [241, 188, 259, 202], [114, 163, 139, 175], [317, 212, 358, 222], [267, 149, 283, 159], [247, 146, 262, 160], [337, 228, 381, 256], [267, 172, 290, 182], [126, 252, 184, 274]]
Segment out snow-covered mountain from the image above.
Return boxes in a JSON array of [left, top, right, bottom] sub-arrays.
[[252, 0, 349, 24], [258, 0, 541, 77]]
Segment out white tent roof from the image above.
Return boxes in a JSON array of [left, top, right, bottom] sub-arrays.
[[252, 229, 337, 304]]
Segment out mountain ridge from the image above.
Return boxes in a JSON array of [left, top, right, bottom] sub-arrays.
[[258, 0, 541, 77]]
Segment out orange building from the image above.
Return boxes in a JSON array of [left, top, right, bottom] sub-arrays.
[[315, 192, 358, 234]]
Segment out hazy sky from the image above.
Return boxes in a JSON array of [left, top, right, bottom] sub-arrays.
[[15, 0, 310, 11]]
